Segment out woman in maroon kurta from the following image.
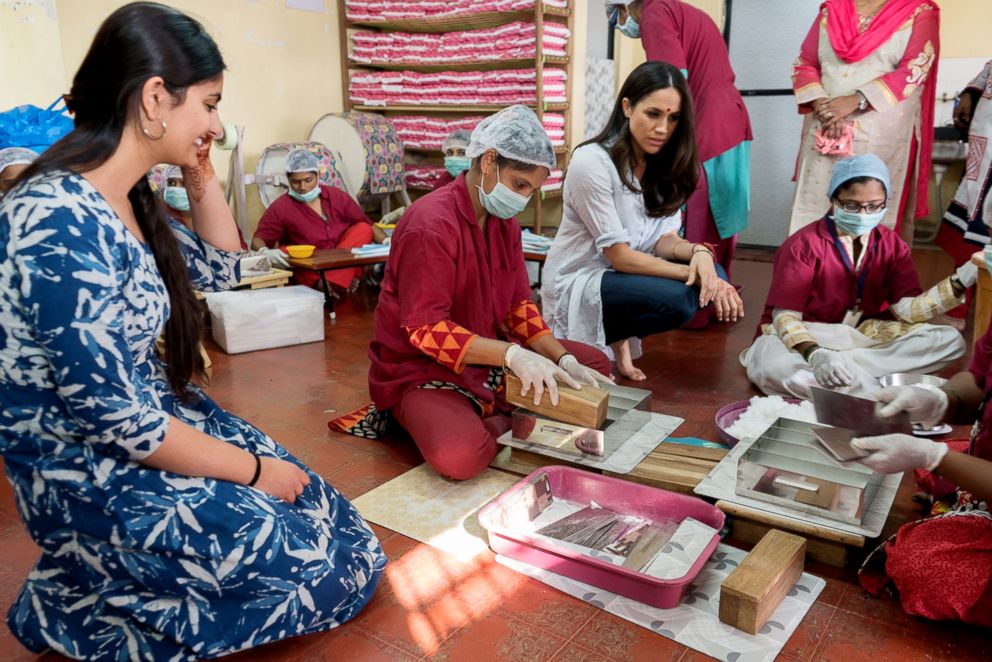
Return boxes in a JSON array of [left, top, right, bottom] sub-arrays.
[[334, 106, 611, 480]]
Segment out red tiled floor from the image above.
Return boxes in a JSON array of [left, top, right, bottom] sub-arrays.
[[1, 250, 987, 661]]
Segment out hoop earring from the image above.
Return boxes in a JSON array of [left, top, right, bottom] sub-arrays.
[[142, 119, 167, 141]]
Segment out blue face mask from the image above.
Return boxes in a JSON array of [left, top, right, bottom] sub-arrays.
[[444, 155, 471, 178], [163, 186, 190, 212], [619, 15, 641, 39], [477, 164, 531, 219], [289, 184, 320, 203], [832, 205, 885, 236]]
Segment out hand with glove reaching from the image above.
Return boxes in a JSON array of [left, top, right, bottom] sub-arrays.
[[808, 347, 855, 388], [955, 261, 979, 289], [504, 344, 582, 407], [255, 246, 290, 269], [875, 385, 948, 427], [558, 354, 614, 388], [851, 433, 948, 474]]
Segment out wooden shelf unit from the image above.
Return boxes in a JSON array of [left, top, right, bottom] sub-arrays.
[[338, 0, 575, 232]]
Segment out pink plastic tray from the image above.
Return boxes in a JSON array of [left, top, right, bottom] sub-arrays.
[[715, 398, 802, 446], [478, 466, 725, 609]]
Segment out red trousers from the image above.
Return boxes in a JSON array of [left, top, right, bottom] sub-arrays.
[[293, 223, 373, 290], [392, 340, 611, 480]]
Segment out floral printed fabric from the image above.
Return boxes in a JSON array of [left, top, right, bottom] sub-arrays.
[[342, 112, 406, 200], [0, 171, 385, 659]]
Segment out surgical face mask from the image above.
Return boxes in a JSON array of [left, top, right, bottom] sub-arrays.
[[444, 155, 471, 178], [289, 183, 320, 203], [619, 15, 641, 39], [163, 186, 190, 212], [477, 164, 531, 219], [832, 204, 885, 236]]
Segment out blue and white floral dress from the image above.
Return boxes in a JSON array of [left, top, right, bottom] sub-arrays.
[[0, 171, 385, 660]]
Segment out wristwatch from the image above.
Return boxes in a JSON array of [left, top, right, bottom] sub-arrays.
[[856, 91, 868, 111]]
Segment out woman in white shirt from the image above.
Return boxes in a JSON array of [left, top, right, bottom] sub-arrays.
[[542, 61, 743, 380]]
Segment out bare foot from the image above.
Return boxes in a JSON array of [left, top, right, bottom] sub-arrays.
[[347, 277, 361, 294], [610, 339, 647, 381]]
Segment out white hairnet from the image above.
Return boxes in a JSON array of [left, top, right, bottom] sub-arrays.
[[443, 129, 472, 152], [285, 148, 321, 174], [605, 0, 638, 11], [0, 147, 38, 172], [466, 105, 556, 171], [163, 164, 182, 180]]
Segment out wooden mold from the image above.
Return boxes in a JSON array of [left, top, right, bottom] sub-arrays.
[[718, 529, 806, 634], [505, 371, 609, 429]]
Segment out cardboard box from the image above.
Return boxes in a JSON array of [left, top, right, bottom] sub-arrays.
[[204, 286, 325, 354]]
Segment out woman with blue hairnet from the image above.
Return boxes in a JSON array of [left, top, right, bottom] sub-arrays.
[[331, 105, 612, 480], [741, 154, 970, 400], [252, 147, 383, 296]]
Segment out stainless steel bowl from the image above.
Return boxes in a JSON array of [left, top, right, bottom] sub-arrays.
[[878, 373, 948, 388]]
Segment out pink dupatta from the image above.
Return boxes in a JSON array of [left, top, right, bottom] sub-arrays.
[[824, 0, 940, 218]]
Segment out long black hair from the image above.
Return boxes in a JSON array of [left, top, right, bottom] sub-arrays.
[[21, 2, 226, 398], [581, 61, 699, 218]]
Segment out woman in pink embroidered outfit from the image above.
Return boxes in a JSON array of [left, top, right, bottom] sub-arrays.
[[790, 0, 940, 243]]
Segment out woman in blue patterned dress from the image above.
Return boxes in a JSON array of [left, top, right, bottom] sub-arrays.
[[0, 3, 385, 658]]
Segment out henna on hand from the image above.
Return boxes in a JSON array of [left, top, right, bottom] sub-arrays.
[[181, 136, 216, 204]]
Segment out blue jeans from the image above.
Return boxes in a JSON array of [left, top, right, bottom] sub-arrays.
[[600, 264, 728, 344]]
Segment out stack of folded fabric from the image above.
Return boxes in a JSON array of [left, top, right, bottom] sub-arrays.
[[521, 229, 553, 253], [541, 168, 564, 192], [351, 21, 569, 66], [351, 243, 391, 257], [346, 0, 569, 23], [404, 165, 449, 191], [390, 114, 566, 150], [350, 68, 567, 107]]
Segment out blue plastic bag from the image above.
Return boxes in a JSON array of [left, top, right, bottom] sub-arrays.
[[0, 98, 74, 153]]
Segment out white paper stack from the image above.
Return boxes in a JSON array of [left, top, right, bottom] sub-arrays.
[[204, 286, 325, 354]]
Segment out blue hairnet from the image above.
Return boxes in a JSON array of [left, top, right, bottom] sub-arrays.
[[466, 105, 556, 170], [285, 148, 321, 174], [828, 154, 891, 199], [0, 147, 38, 172]]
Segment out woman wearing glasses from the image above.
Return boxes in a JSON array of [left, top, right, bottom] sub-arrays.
[[741, 155, 971, 399]]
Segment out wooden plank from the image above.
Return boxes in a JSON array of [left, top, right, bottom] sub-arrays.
[[505, 372, 608, 429], [730, 519, 849, 568], [719, 530, 806, 634], [715, 500, 865, 547], [237, 268, 292, 290], [657, 439, 730, 463], [510, 448, 591, 472]]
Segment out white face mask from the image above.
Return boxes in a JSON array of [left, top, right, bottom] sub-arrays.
[[476, 164, 531, 219]]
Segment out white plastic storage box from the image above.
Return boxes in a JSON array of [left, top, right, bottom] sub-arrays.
[[204, 286, 325, 354]]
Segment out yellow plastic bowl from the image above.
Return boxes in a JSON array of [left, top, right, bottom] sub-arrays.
[[284, 244, 315, 259]]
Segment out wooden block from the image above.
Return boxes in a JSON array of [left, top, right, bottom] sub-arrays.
[[715, 500, 865, 547], [731, 519, 849, 568], [719, 530, 806, 634], [509, 448, 591, 473], [505, 371, 608, 429]]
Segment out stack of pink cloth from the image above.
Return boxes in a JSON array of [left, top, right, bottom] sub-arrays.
[[346, 0, 569, 22], [405, 165, 565, 192], [390, 114, 566, 150], [350, 68, 567, 107], [351, 21, 569, 66]]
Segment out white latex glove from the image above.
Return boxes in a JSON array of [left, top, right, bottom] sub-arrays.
[[875, 384, 948, 427], [255, 246, 290, 268], [380, 206, 406, 225], [851, 433, 949, 473], [558, 354, 615, 388], [505, 344, 582, 406], [956, 261, 979, 288], [808, 348, 855, 388]]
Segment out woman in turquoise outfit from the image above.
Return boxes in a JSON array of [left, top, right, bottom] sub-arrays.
[[0, 3, 384, 659]]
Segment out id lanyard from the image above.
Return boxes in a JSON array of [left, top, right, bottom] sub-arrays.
[[825, 215, 874, 322]]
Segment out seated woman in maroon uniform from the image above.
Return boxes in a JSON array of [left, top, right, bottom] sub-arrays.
[[331, 105, 612, 480]]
